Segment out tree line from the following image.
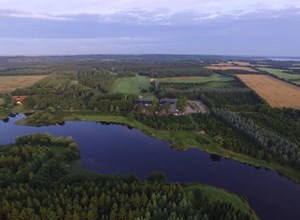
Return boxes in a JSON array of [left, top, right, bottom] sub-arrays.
[[211, 108, 300, 168], [134, 114, 195, 131]]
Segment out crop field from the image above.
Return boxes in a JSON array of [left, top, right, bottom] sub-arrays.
[[157, 74, 234, 89], [228, 61, 251, 66], [157, 74, 233, 83], [158, 76, 205, 83], [258, 68, 300, 85], [0, 75, 47, 93], [205, 65, 258, 72], [205, 61, 258, 72], [110, 75, 151, 95], [237, 74, 300, 109], [189, 81, 232, 89]]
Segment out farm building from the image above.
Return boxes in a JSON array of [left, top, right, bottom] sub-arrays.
[[134, 98, 179, 114], [159, 98, 177, 105], [133, 100, 153, 106], [159, 98, 178, 114], [12, 96, 27, 105]]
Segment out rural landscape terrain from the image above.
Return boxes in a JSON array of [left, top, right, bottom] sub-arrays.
[[1, 55, 300, 219]]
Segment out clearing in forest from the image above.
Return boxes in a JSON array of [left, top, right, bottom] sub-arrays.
[[237, 74, 300, 109], [0, 75, 47, 93], [110, 75, 150, 95]]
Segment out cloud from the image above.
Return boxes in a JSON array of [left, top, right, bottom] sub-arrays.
[[0, 37, 165, 56], [0, 9, 72, 20], [0, 1, 299, 56], [0, 0, 299, 22]]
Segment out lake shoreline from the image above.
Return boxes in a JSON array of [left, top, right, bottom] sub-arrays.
[[75, 114, 300, 185], [10, 112, 300, 185]]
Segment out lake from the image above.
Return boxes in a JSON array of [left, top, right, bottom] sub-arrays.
[[1, 114, 300, 220]]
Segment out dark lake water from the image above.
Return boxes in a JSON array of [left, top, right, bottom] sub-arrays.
[[1, 114, 300, 220]]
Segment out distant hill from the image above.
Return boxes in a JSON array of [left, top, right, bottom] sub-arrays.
[[0, 54, 264, 66]]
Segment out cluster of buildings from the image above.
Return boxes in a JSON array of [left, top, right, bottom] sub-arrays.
[[133, 98, 179, 114]]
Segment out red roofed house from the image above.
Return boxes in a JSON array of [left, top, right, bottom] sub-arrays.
[[12, 96, 27, 105]]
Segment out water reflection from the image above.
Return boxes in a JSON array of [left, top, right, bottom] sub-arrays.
[[8, 113, 16, 118], [2, 118, 9, 123], [58, 121, 65, 126], [210, 154, 221, 162]]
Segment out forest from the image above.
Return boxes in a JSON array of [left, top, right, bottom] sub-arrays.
[[134, 114, 195, 131], [211, 108, 300, 168], [0, 134, 256, 220]]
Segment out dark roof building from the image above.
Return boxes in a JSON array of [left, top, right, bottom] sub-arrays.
[[159, 98, 177, 105]]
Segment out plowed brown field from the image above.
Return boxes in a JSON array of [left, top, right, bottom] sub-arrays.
[[0, 75, 47, 93], [237, 74, 300, 109]]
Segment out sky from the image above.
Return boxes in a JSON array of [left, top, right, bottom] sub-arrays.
[[0, 0, 300, 56]]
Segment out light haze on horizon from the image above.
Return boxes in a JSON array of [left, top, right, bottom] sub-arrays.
[[0, 0, 299, 56]]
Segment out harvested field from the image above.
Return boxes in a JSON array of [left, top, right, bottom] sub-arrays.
[[237, 74, 300, 109], [0, 75, 47, 93], [205, 61, 258, 72], [205, 65, 258, 72], [228, 61, 251, 66]]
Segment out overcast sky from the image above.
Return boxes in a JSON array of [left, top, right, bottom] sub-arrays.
[[0, 0, 299, 56]]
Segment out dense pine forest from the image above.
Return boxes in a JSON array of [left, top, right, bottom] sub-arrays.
[[0, 134, 256, 220]]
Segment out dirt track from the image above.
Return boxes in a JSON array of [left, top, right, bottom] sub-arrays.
[[185, 100, 208, 114]]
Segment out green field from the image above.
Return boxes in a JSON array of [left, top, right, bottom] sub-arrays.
[[157, 74, 234, 89], [110, 74, 234, 94], [156, 74, 233, 91], [188, 81, 232, 90], [259, 68, 300, 85], [110, 75, 151, 95], [157, 74, 233, 83]]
